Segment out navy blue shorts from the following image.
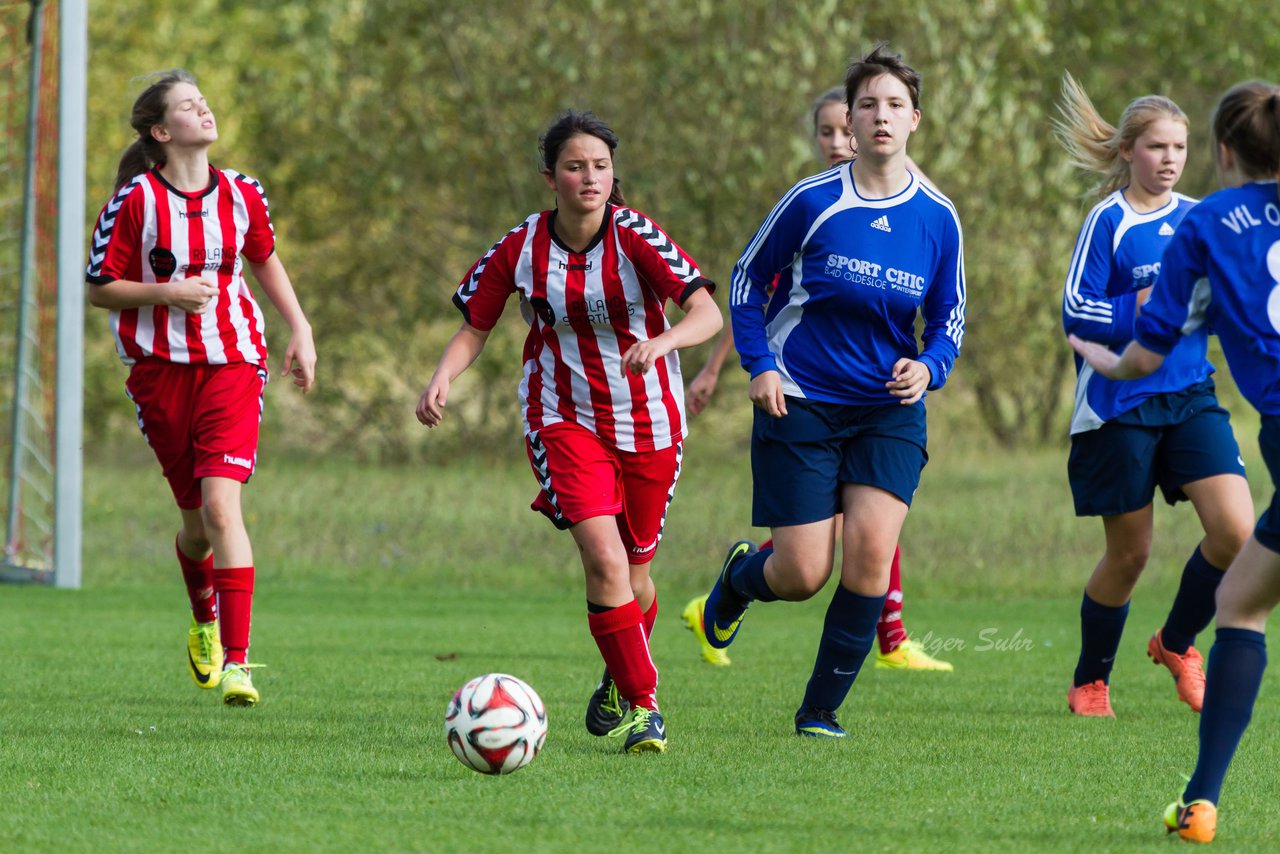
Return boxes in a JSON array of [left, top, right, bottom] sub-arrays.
[[1068, 401, 1245, 517], [1254, 416, 1280, 553], [750, 397, 928, 528]]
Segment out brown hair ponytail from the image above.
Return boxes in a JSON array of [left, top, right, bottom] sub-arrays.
[[113, 69, 198, 191]]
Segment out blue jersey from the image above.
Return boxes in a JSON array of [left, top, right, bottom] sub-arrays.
[[1063, 190, 1210, 434], [1136, 181, 1280, 416], [729, 163, 965, 405]]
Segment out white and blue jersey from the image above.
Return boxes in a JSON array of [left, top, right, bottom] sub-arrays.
[[1136, 181, 1280, 416], [730, 163, 965, 405], [1064, 190, 1209, 434]]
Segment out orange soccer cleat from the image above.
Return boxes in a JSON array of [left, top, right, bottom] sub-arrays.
[[1148, 630, 1206, 712], [1067, 679, 1115, 717]]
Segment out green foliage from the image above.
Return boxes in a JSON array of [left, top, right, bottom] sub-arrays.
[[82, 1, 1280, 455]]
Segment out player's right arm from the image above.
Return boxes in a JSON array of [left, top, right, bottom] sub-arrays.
[[416, 322, 490, 427], [87, 277, 219, 313], [1061, 203, 1139, 346], [418, 222, 524, 428], [84, 182, 220, 314], [731, 183, 812, 417]]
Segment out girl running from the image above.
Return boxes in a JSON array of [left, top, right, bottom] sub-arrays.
[[1071, 78, 1280, 845], [1055, 73, 1253, 719], [416, 110, 721, 753], [684, 86, 952, 673], [86, 69, 316, 707], [686, 44, 965, 738]]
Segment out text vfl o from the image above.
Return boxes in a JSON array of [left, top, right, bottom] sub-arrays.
[[1268, 240, 1280, 336]]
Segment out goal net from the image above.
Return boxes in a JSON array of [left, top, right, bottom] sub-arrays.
[[1, 0, 60, 582]]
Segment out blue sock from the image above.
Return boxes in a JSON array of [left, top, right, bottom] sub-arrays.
[[727, 547, 779, 604], [1074, 592, 1128, 686], [1161, 547, 1225, 655], [800, 584, 885, 712], [1184, 628, 1267, 805]]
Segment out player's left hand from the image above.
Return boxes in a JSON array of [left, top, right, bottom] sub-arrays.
[[886, 358, 929, 405], [281, 326, 317, 393], [621, 338, 673, 377]]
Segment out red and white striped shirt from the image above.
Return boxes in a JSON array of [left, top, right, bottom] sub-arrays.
[[455, 204, 713, 453], [85, 166, 275, 366]]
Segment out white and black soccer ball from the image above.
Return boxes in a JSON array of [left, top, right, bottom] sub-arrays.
[[445, 673, 547, 775]]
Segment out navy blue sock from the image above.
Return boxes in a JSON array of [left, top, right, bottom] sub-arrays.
[[1161, 547, 1226, 655], [1184, 628, 1267, 805], [1074, 592, 1129, 686], [800, 584, 885, 712], [727, 547, 779, 604]]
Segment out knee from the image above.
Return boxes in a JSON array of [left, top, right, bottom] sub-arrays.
[[1106, 544, 1151, 581], [768, 554, 829, 601], [1202, 522, 1252, 569], [200, 495, 244, 536]]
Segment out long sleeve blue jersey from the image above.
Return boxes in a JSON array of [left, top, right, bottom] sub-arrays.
[[1136, 180, 1280, 416], [1062, 190, 1210, 434], [729, 163, 965, 405]]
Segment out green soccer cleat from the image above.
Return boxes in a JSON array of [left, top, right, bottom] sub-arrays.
[[187, 618, 223, 689], [608, 707, 667, 754], [585, 668, 630, 736], [681, 595, 731, 666], [220, 662, 263, 707]]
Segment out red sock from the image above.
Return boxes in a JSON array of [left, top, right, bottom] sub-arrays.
[[214, 566, 255, 665], [642, 594, 658, 638], [588, 600, 657, 710], [761, 537, 774, 550], [877, 545, 906, 654], [176, 538, 216, 624]]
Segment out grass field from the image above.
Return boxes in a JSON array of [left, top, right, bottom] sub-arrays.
[[3, 424, 1278, 852]]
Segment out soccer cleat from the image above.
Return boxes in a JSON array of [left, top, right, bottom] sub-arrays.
[[1067, 679, 1115, 717], [1148, 630, 1206, 712], [795, 706, 846, 738], [584, 668, 630, 736], [1163, 797, 1217, 843], [875, 638, 954, 672], [220, 662, 263, 707], [702, 540, 758, 650], [186, 618, 223, 689], [681, 595, 731, 667], [607, 707, 667, 753]]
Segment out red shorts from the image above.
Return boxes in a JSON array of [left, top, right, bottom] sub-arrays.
[[525, 422, 682, 565], [125, 359, 267, 509]]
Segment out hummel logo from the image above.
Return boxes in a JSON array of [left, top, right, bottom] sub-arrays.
[[654, 720, 666, 737], [870, 215, 892, 232], [223, 454, 252, 469], [1159, 222, 1175, 236]]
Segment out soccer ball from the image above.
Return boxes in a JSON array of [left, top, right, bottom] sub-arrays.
[[445, 673, 547, 775]]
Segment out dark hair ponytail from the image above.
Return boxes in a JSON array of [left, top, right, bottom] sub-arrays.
[[1211, 80, 1280, 182], [538, 110, 626, 206], [113, 69, 198, 191]]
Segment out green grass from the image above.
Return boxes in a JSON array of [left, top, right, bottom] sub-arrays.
[[4, 432, 1278, 851]]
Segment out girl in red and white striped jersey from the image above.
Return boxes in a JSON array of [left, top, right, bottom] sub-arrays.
[[85, 69, 316, 707], [416, 110, 722, 753]]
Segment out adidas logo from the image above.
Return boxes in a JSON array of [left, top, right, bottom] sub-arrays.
[[1159, 222, 1175, 236], [870, 215, 892, 232]]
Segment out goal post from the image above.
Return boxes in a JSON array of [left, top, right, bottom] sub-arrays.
[[0, 0, 85, 587], [54, 0, 85, 588]]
